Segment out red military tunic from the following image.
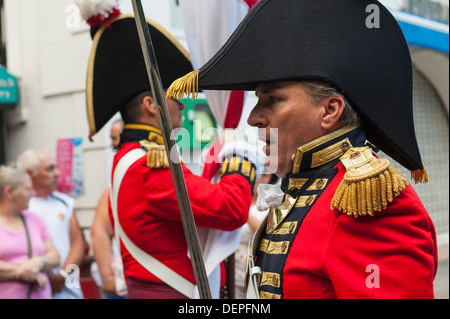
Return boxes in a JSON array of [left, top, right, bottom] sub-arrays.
[[110, 125, 255, 292], [253, 125, 437, 299]]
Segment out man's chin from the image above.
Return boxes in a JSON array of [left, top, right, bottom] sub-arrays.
[[264, 156, 281, 176]]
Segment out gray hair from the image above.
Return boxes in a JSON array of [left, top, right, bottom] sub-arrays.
[[0, 165, 28, 197], [301, 80, 361, 126], [17, 149, 43, 176], [112, 118, 124, 128]]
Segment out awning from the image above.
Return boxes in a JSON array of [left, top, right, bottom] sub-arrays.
[[391, 9, 449, 53], [0, 65, 19, 106]]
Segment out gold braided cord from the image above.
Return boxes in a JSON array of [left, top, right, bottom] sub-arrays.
[[166, 70, 200, 100]]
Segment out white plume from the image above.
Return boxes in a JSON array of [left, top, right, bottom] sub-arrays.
[[75, 0, 120, 20]]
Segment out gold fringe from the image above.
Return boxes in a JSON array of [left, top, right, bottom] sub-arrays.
[[146, 144, 169, 169], [166, 70, 200, 100], [331, 158, 409, 218], [139, 140, 170, 169], [411, 163, 429, 184]]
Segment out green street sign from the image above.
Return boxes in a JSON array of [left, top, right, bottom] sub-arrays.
[[0, 65, 19, 105]]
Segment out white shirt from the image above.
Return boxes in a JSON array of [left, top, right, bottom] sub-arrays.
[[28, 192, 84, 299]]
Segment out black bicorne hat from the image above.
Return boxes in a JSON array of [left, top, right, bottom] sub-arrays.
[[167, 0, 427, 182], [86, 14, 193, 139]]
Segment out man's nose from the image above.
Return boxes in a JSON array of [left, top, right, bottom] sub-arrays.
[[247, 105, 266, 128], [54, 167, 61, 178]]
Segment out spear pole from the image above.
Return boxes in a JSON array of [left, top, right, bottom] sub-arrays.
[[131, 0, 212, 299]]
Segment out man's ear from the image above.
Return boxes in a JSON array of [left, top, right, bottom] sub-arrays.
[[320, 96, 346, 130], [2, 185, 13, 199], [142, 95, 157, 116]]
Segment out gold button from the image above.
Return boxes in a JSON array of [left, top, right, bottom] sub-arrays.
[[272, 275, 278, 286], [341, 142, 350, 151], [305, 195, 314, 206], [316, 179, 325, 189], [350, 152, 361, 159], [281, 242, 287, 253]]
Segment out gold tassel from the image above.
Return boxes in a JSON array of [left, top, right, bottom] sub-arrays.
[[331, 157, 409, 218], [411, 162, 429, 184], [166, 70, 200, 100]]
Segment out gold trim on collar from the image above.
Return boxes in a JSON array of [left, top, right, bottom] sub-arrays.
[[125, 124, 164, 145], [125, 124, 159, 131], [292, 125, 360, 174], [311, 137, 352, 168]]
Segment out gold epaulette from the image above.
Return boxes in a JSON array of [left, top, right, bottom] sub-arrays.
[[139, 140, 169, 169], [331, 147, 409, 218]]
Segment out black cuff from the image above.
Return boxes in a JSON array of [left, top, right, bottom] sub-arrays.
[[221, 154, 257, 191]]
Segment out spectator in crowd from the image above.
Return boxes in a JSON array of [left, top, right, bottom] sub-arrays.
[[17, 149, 85, 299], [0, 164, 60, 299], [91, 118, 127, 299]]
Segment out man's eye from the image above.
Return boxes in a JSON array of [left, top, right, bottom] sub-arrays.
[[270, 97, 280, 103], [46, 165, 56, 172]]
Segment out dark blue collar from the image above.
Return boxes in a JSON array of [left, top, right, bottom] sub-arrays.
[[291, 125, 366, 174]]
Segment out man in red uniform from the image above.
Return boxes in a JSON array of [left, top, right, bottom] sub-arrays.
[[82, 12, 260, 298], [167, 0, 438, 298]]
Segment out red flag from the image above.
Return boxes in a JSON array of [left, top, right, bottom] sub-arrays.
[[243, 0, 259, 9]]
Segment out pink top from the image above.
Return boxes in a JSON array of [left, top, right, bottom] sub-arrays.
[[0, 210, 52, 299]]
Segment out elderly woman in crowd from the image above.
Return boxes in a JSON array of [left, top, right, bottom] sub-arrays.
[[0, 164, 60, 299]]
